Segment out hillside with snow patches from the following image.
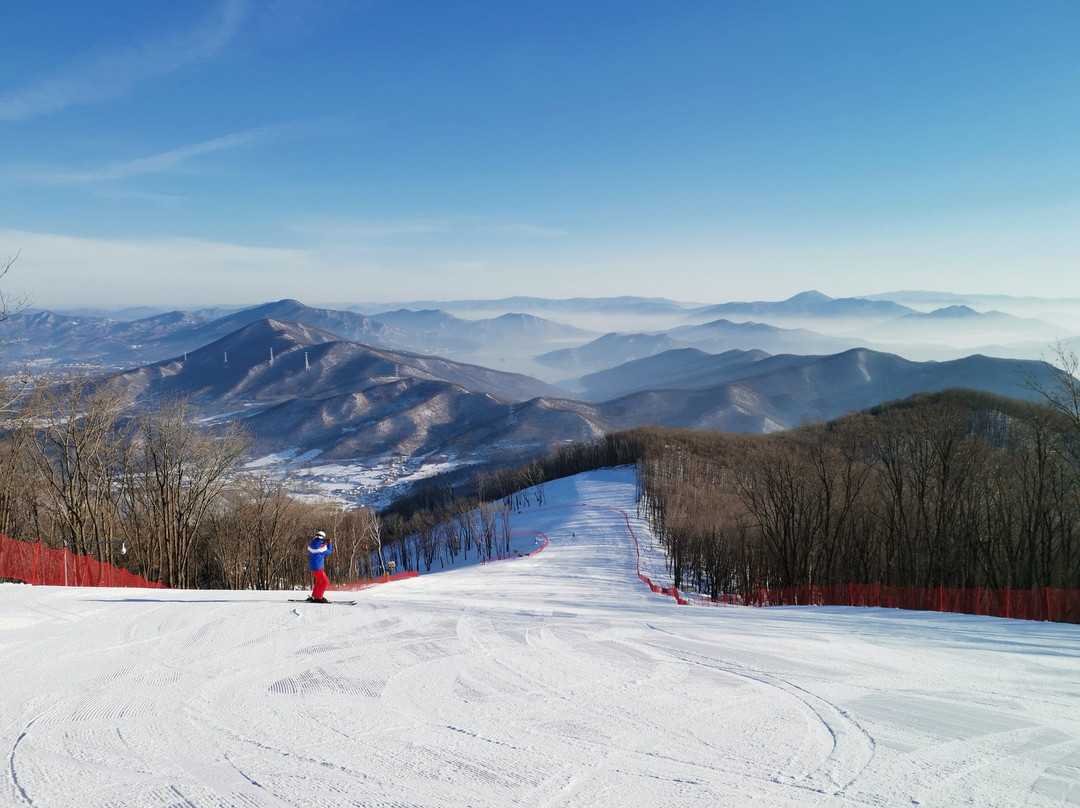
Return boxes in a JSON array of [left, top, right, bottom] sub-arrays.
[[8, 293, 1080, 507], [3, 468, 1078, 807]]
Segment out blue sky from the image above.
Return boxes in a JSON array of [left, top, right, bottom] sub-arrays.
[[3, 0, 1079, 310]]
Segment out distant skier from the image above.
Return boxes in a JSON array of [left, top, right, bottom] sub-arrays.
[[307, 529, 333, 603]]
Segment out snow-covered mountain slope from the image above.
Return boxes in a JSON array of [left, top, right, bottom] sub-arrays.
[[2, 468, 1078, 807]]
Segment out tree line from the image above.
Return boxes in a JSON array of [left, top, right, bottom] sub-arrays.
[[370, 431, 644, 573], [0, 375, 388, 589], [634, 385, 1080, 597]]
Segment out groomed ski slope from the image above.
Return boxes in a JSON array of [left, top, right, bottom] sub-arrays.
[[2, 467, 1079, 807]]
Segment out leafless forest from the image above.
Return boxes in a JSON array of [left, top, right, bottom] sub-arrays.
[[4, 352, 1080, 595], [0, 373, 566, 589], [633, 383, 1080, 596]]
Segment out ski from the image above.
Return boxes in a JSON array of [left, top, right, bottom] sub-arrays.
[[288, 598, 357, 605]]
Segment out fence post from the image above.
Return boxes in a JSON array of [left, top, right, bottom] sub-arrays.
[[1006, 587, 1011, 620], [31, 542, 41, 586], [975, 587, 981, 616], [1045, 587, 1052, 623]]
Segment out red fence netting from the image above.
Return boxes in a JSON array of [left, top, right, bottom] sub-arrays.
[[333, 570, 419, 592], [609, 505, 1080, 623], [0, 533, 167, 589], [11, 524, 1073, 622], [610, 503, 690, 605], [689, 582, 1080, 624]]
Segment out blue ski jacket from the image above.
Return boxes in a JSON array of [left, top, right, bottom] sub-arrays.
[[308, 538, 332, 571]]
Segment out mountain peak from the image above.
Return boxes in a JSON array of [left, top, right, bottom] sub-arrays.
[[786, 290, 833, 304], [927, 305, 980, 318]]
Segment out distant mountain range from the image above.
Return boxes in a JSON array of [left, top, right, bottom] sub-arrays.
[[0, 300, 403, 370], [687, 289, 914, 322], [853, 306, 1069, 348], [576, 348, 772, 401], [109, 318, 578, 461], [6, 292, 1077, 494], [1, 299, 600, 378], [97, 314, 1063, 468], [583, 347, 1050, 430], [12, 290, 1079, 378]]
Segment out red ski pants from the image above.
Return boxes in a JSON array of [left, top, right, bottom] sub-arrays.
[[311, 569, 329, 599]]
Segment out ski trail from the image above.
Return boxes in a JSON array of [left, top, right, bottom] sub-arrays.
[[8, 717, 38, 807], [1, 469, 1078, 806]]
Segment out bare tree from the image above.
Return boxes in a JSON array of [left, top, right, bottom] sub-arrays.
[[0, 251, 32, 415], [0, 250, 28, 335], [0, 391, 43, 540], [122, 398, 250, 588], [205, 476, 311, 589], [736, 437, 826, 590], [27, 376, 131, 558], [360, 505, 384, 576], [1028, 342, 1080, 457]]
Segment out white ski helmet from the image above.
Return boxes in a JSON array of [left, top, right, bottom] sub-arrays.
[[315, 530, 326, 540]]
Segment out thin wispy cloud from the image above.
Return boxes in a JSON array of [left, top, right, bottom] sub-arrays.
[[39, 118, 345, 184], [91, 188, 185, 206], [290, 217, 567, 243], [479, 222, 567, 238], [289, 219, 457, 240], [0, 0, 248, 122]]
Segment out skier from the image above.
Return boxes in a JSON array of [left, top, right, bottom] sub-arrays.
[[307, 529, 333, 603]]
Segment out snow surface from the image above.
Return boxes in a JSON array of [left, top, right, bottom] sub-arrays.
[[244, 449, 472, 509], [3, 468, 1079, 807]]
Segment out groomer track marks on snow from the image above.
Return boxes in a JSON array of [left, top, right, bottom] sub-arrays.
[[2, 468, 1079, 806]]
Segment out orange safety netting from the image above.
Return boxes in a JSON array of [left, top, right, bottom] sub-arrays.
[[332, 570, 419, 591], [0, 533, 167, 589], [695, 582, 1080, 623]]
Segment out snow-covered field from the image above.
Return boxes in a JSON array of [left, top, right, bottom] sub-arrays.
[[3, 468, 1079, 807], [245, 448, 470, 509]]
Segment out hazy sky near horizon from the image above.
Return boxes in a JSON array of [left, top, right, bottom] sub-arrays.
[[3, 1, 1079, 310]]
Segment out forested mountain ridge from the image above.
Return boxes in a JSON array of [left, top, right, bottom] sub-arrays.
[[96, 316, 1065, 466], [5, 293, 1077, 510]]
